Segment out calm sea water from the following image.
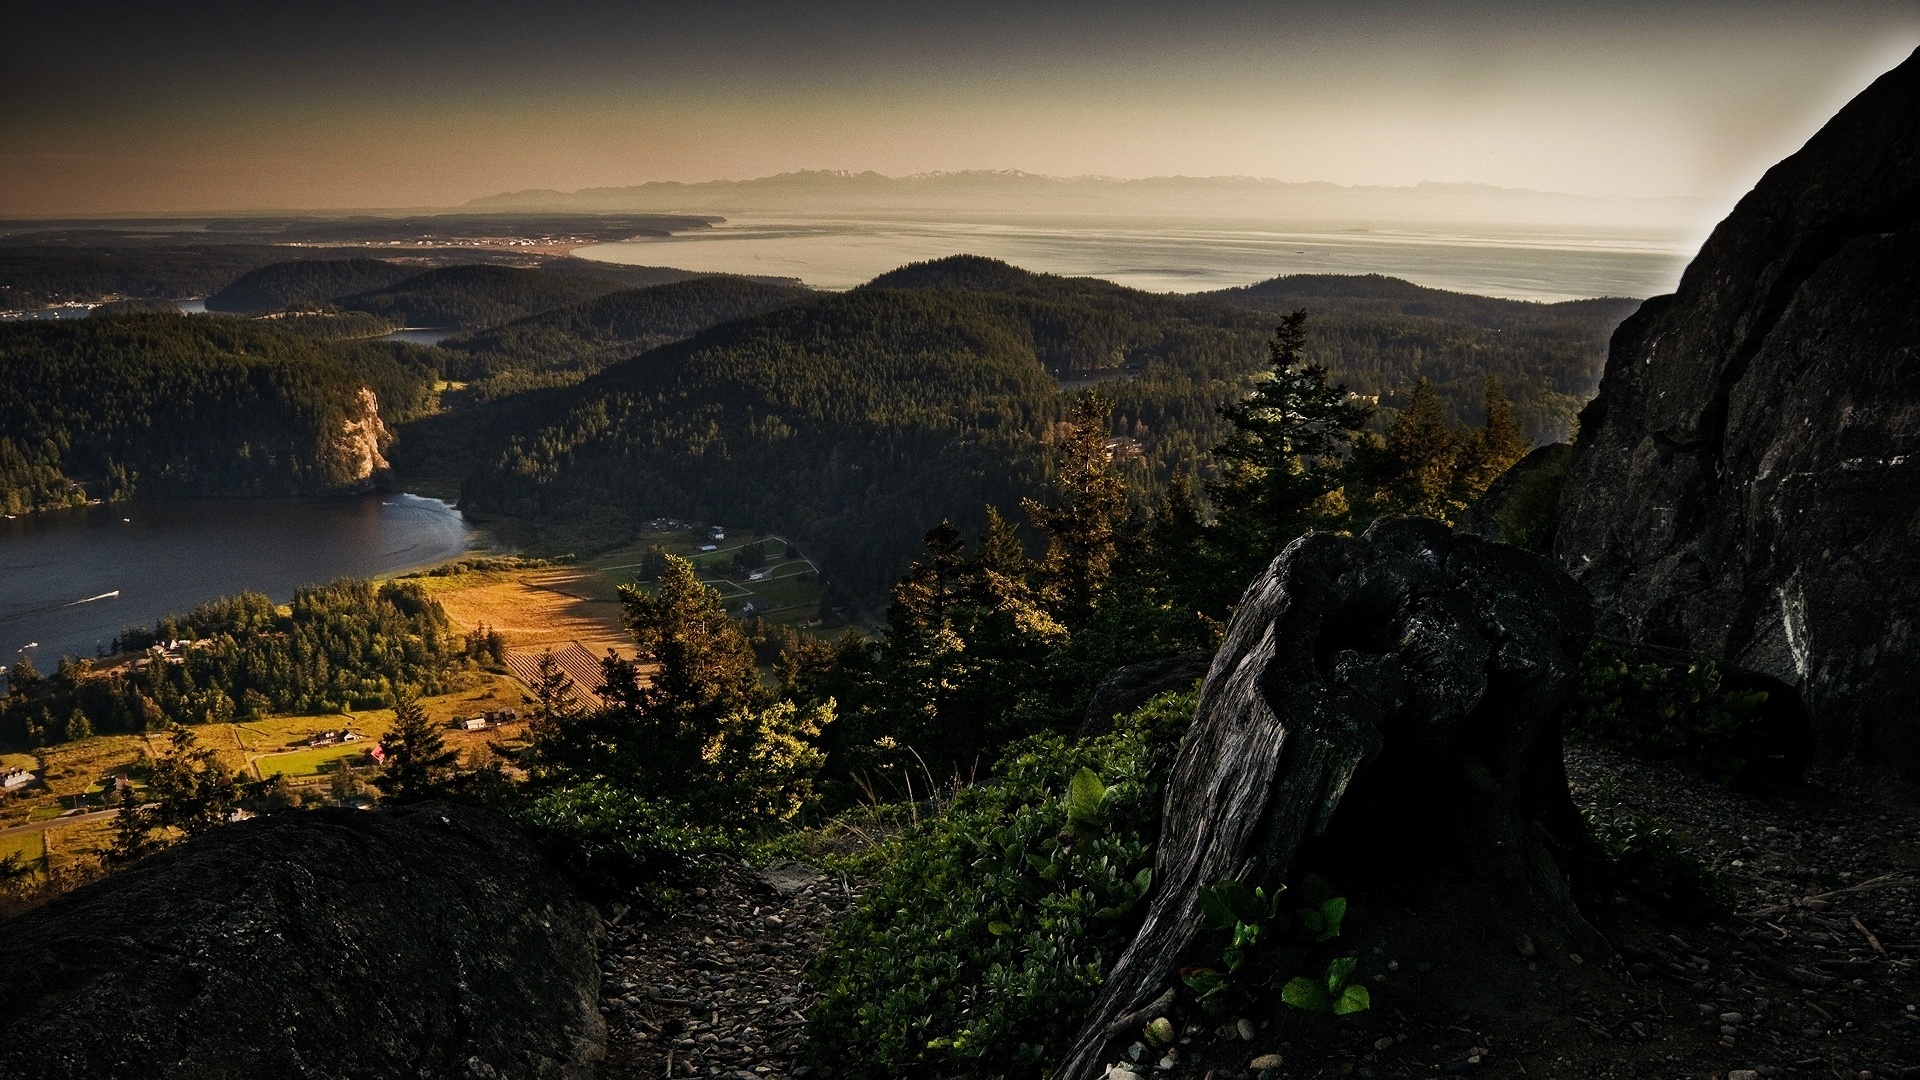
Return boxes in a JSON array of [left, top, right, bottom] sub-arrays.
[[578, 215, 1698, 301], [0, 494, 477, 669]]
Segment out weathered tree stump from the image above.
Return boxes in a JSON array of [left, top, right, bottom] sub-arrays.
[[1055, 519, 1601, 1080]]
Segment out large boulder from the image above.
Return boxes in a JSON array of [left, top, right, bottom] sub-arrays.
[[0, 803, 604, 1080], [1555, 47, 1920, 777]]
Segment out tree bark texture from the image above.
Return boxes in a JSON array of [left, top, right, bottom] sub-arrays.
[[1055, 519, 1599, 1080]]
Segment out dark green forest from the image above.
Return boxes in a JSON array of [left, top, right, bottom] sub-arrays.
[[206, 258, 422, 313], [0, 316, 438, 514], [1, 250, 1632, 609], [331, 265, 636, 329], [440, 276, 816, 376], [1199, 272, 1639, 439], [0, 246, 371, 310], [447, 257, 1628, 601], [203, 255, 723, 320]]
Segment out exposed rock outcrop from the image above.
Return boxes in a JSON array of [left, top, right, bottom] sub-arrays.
[[325, 384, 394, 489], [1554, 47, 1920, 777], [1453, 442, 1572, 552], [0, 803, 604, 1080], [1077, 651, 1212, 738], [1055, 519, 1597, 1080]]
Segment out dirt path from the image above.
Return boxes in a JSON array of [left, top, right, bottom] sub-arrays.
[[598, 862, 860, 1080]]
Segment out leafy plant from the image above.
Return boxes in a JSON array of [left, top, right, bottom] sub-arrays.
[[1583, 806, 1731, 916], [1281, 957, 1372, 1016], [1182, 873, 1368, 1017], [805, 688, 1194, 1079], [514, 781, 734, 898], [1571, 641, 1770, 782]]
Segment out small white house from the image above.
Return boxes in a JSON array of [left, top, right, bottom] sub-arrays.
[[1, 768, 35, 790]]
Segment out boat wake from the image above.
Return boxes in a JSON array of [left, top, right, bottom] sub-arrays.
[[63, 590, 120, 607]]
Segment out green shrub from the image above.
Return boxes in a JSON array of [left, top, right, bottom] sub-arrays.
[[1583, 806, 1730, 916], [1570, 641, 1769, 782], [805, 688, 1195, 1079], [515, 781, 734, 897]]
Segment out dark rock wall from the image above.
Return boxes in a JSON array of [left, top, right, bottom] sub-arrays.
[[0, 803, 604, 1080], [1555, 46, 1920, 776]]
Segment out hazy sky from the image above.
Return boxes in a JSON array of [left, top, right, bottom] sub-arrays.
[[4, 1, 1917, 215]]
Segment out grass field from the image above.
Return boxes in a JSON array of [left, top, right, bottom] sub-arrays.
[[43, 815, 117, 880], [254, 742, 373, 778], [429, 568, 633, 654], [37, 737, 148, 800], [0, 829, 45, 866], [419, 529, 832, 666]]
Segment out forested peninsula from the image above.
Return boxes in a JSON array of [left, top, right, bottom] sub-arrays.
[[0, 316, 437, 513]]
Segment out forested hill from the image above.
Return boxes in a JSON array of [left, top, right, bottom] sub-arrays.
[[441, 276, 817, 376], [0, 245, 379, 310], [1203, 270, 1640, 323], [0, 315, 438, 514], [457, 287, 1081, 598], [1202, 272, 1641, 434], [206, 258, 420, 314], [448, 256, 1636, 601], [331, 265, 638, 329]]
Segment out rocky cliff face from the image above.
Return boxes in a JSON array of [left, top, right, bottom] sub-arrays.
[[0, 803, 604, 1079], [1555, 47, 1920, 777], [324, 384, 393, 489]]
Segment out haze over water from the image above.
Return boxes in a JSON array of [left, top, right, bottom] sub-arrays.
[[579, 214, 1698, 301]]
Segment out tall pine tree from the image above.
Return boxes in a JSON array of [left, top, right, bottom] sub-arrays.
[[1206, 311, 1373, 599], [374, 690, 458, 803]]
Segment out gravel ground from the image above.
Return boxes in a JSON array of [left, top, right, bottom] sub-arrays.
[[595, 742, 1918, 1080], [1112, 743, 1919, 1080], [597, 861, 860, 1080]]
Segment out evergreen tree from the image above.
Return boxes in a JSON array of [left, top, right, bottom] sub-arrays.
[[1142, 472, 1214, 622], [1452, 376, 1531, 503], [975, 505, 1029, 578], [107, 786, 157, 864], [109, 725, 240, 860], [1022, 393, 1131, 628], [1376, 378, 1462, 521], [523, 649, 590, 782], [1206, 312, 1373, 597], [373, 691, 458, 803], [604, 555, 770, 790], [6, 654, 41, 695]]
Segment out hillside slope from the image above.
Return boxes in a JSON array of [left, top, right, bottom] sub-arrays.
[[442, 276, 816, 376], [206, 258, 419, 314], [0, 315, 437, 512], [448, 257, 1633, 599]]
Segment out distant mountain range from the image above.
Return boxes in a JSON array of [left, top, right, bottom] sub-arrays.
[[466, 170, 1719, 231]]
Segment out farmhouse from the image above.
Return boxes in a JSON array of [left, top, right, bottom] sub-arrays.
[[1, 767, 35, 791], [451, 709, 520, 732]]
